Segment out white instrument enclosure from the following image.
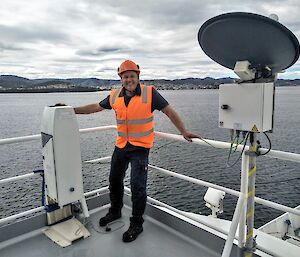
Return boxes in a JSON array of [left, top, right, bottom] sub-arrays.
[[219, 83, 274, 132], [41, 106, 84, 207]]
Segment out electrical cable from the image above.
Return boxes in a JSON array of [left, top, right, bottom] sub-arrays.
[[232, 131, 241, 153], [151, 141, 177, 153], [256, 132, 272, 156], [88, 219, 125, 234], [150, 130, 276, 185], [234, 132, 248, 153], [74, 203, 125, 234], [198, 137, 220, 149], [227, 131, 247, 167], [226, 131, 235, 166], [226, 129, 272, 168], [226, 132, 250, 168], [154, 136, 221, 150]]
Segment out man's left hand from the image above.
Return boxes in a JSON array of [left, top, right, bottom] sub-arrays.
[[182, 131, 200, 142]]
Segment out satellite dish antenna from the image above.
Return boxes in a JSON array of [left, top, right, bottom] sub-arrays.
[[198, 12, 300, 79], [197, 13, 300, 256], [197, 12, 300, 133]]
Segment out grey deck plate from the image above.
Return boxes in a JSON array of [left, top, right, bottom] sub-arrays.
[[0, 205, 218, 257]]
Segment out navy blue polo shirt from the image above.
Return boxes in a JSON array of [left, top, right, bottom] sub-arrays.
[[99, 84, 168, 111], [99, 84, 169, 151]]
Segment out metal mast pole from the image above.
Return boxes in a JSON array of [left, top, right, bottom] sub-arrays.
[[245, 132, 257, 257]]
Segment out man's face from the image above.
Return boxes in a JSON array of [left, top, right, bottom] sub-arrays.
[[121, 71, 139, 92]]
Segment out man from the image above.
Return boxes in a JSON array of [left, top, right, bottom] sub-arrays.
[[74, 60, 199, 242]]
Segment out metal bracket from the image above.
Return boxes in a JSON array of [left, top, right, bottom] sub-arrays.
[[242, 235, 257, 255], [43, 217, 90, 247], [244, 151, 257, 156]]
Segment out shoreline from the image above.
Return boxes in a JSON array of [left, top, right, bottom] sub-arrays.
[[0, 88, 219, 93], [0, 88, 105, 93], [0, 85, 298, 94]]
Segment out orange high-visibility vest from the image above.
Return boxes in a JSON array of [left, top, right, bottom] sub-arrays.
[[109, 84, 154, 149]]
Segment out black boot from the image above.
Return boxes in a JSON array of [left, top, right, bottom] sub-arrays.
[[122, 217, 143, 243], [99, 210, 121, 227]]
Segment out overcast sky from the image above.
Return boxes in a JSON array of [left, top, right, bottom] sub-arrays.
[[1, 0, 300, 80]]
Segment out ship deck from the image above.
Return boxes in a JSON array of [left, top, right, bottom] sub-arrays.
[[0, 192, 243, 257]]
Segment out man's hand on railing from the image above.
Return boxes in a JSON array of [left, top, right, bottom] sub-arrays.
[[53, 103, 67, 107], [74, 103, 104, 114], [182, 131, 201, 142]]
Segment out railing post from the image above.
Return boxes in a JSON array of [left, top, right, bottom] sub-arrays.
[[238, 151, 249, 256], [221, 196, 244, 257], [245, 132, 257, 257]]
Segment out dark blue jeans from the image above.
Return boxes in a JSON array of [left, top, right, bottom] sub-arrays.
[[109, 146, 149, 223]]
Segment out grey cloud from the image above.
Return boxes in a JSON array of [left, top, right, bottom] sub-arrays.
[[96, 67, 116, 72], [83, 0, 277, 29], [53, 55, 125, 64], [286, 22, 300, 37], [1, 0, 300, 79], [53, 57, 101, 63], [85, 1, 208, 29], [0, 24, 69, 44], [76, 47, 125, 56], [0, 42, 24, 51]]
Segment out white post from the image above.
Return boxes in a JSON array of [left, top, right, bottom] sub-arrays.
[[239, 152, 249, 249], [79, 198, 90, 218], [245, 133, 257, 257], [221, 196, 244, 257]]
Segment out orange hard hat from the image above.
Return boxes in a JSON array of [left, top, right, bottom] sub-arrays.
[[118, 60, 140, 76]]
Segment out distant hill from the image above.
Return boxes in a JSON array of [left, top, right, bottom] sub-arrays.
[[0, 75, 299, 93], [0, 75, 117, 92], [0, 75, 32, 88]]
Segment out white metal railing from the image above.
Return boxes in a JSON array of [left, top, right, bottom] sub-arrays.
[[125, 186, 281, 257], [87, 157, 299, 257], [84, 156, 300, 217], [1, 126, 300, 163], [3, 159, 300, 216], [1, 125, 300, 257], [0, 187, 109, 226], [0, 125, 117, 145]]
